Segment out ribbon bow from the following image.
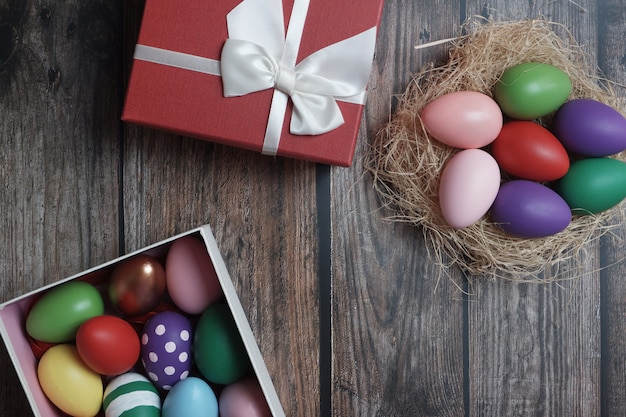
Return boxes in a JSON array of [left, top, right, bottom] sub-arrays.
[[220, 0, 377, 142]]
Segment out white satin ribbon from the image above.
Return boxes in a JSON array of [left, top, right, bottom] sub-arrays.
[[133, 0, 377, 156]]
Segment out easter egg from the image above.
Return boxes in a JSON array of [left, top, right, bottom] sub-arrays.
[[420, 91, 503, 148], [141, 311, 193, 390], [490, 180, 571, 238], [37, 344, 103, 417], [219, 376, 272, 417], [557, 157, 626, 214], [194, 303, 251, 385], [438, 149, 501, 228], [162, 377, 218, 417], [495, 62, 572, 119], [26, 281, 104, 343], [166, 236, 223, 314], [76, 315, 141, 375], [103, 373, 161, 417], [109, 254, 167, 316], [491, 121, 570, 181], [553, 98, 626, 157]]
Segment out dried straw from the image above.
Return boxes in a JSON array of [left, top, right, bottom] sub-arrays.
[[366, 19, 626, 280]]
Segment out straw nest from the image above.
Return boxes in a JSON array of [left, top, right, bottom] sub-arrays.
[[365, 19, 626, 280]]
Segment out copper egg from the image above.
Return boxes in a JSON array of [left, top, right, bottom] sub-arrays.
[[108, 254, 167, 316]]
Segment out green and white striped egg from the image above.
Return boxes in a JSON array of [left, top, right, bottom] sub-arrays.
[[103, 372, 161, 417]]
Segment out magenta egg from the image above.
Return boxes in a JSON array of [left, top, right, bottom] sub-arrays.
[[553, 99, 626, 156], [166, 236, 223, 314], [219, 376, 272, 417], [490, 180, 571, 238]]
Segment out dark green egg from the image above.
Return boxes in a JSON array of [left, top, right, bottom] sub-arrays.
[[557, 157, 626, 214], [193, 303, 250, 385]]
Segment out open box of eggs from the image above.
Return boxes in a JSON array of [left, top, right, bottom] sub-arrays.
[[0, 225, 285, 417]]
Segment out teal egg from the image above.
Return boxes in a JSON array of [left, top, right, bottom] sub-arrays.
[[26, 281, 104, 343], [557, 157, 626, 214], [193, 303, 251, 385], [103, 373, 161, 417], [495, 62, 572, 120]]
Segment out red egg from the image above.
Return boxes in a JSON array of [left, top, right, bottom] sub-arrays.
[[109, 254, 167, 316], [76, 315, 141, 375], [491, 121, 570, 181]]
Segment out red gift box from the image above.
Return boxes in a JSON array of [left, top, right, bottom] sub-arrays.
[[122, 0, 384, 166]]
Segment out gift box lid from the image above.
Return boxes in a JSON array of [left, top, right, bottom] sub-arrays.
[[0, 225, 285, 417], [122, 0, 385, 166]]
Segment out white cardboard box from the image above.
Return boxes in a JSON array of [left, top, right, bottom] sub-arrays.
[[0, 224, 285, 417]]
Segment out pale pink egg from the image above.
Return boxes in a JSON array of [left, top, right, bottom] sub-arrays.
[[438, 149, 501, 228], [219, 376, 272, 417], [421, 91, 503, 149], [165, 236, 223, 314]]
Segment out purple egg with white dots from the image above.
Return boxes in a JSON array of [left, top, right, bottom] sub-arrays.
[[141, 311, 193, 391]]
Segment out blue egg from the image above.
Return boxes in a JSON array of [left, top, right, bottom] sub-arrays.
[[490, 180, 572, 238], [162, 377, 218, 417]]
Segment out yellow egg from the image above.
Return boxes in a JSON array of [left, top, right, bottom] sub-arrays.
[[37, 344, 103, 417]]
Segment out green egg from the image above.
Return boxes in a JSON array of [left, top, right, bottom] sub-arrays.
[[495, 62, 572, 120], [557, 157, 626, 214], [26, 281, 104, 343], [193, 303, 251, 385]]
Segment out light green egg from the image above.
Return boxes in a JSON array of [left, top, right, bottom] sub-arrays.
[[557, 157, 626, 214], [495, 62, 572, 120], [26, 281, 104, 343]]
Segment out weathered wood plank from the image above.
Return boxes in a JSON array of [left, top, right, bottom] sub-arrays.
[[464, 1, 604, 416], [331, 1, 466, 415], [0, 1, 122, 416], [468, 265, 602, 417], [596, 1, 626, 414]]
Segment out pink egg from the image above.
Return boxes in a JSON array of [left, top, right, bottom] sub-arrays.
[[166, 236, 223, 314], [439, 149, 501, 228], [219, 376, 272, 417], [421, 91, 503, 149]]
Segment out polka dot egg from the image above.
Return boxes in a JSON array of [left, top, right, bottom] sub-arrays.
[[141, 311, 193, 390]]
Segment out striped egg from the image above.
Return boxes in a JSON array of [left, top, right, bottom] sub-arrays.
[[103, 372, 161, 417]]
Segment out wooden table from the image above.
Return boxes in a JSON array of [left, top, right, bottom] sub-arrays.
[[2, 1, 625, 416]]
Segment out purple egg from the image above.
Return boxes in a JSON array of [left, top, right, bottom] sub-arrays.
[[490, 180, 571, 238], [553, 99, 626, 157], [141, 311, 193, 390]]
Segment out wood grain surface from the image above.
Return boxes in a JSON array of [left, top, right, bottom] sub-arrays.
[[1, 1, 626, 416]]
